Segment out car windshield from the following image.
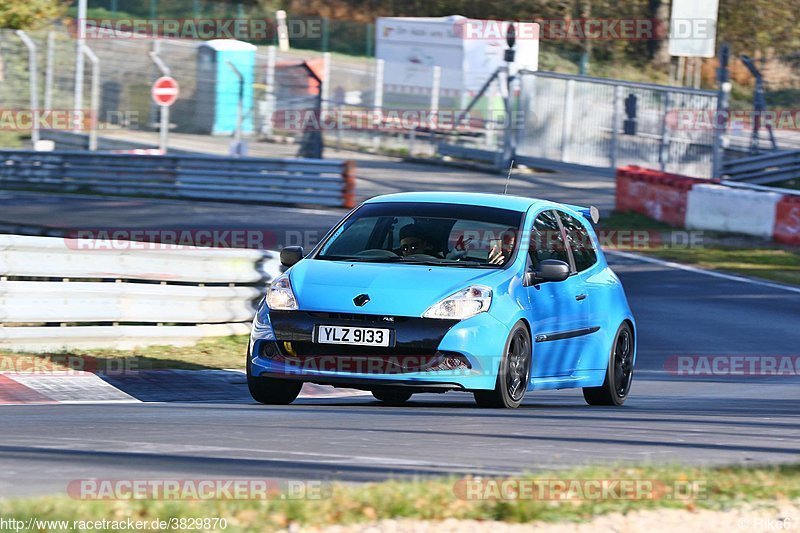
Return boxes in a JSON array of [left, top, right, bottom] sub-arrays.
[[315, 202, 524, 268]]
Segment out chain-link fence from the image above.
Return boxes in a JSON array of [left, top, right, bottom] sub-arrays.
[[0, 25, 765, 179], [516, 72, 719, 178]]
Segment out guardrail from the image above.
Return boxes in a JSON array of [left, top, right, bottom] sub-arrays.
[[0, 150, 356, 208], [0, 234, 279, 351], [722, 150, 800, 185]]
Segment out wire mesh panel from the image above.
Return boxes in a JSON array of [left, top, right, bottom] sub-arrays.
[[516, 71, 718, 177]]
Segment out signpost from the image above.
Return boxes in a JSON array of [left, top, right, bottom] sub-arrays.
[[151, 76, 179, 153]]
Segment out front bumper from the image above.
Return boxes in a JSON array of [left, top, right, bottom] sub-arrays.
[[249, 309, 510, 391]]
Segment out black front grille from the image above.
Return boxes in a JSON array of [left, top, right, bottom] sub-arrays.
[[258, 340, 470, 374]]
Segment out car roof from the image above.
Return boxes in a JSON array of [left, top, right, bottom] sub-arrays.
[[363, 192, 551, 212]]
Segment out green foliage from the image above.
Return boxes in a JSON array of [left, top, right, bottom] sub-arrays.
[[0, 0, 65, 30], [1, 463, 800, 530]]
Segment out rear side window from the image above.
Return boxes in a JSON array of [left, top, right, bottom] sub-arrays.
[[529, 210, 570, 268], [558, 211, 598, 272]]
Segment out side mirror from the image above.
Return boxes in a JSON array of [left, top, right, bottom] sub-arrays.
[[280, 246, 304, 267], [525, 259, 571, 285]]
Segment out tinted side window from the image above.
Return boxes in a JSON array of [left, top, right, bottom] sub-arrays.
[[558, 211, 597, 272], [529, 210, 570, 268]]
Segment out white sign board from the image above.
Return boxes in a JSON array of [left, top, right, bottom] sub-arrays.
[[668, 0, 719, 58], [376, 17, 539, 94]]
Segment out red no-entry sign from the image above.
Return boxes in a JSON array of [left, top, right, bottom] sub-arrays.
[[151, 76, 179, 107]]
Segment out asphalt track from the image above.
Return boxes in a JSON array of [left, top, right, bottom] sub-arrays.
[[1, 161, 798, 498], [1, 251, 799, 498]]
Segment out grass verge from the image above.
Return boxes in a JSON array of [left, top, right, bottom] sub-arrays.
[[599, 211, 800, 286], [0, 464, 798, 531]]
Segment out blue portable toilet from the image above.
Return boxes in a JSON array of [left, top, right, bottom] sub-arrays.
[[194, 39, 256, 135]]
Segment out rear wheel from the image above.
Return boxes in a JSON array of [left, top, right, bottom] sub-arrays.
[[247, 351, 302, 405], [372, 389, 413, 405], [474, 322, 531, 408], [583, 322, 634, 406]]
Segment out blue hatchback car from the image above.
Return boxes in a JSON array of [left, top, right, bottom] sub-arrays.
[[248, 192, 636, 408]]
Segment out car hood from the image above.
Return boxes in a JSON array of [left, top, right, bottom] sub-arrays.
[[287, 259, 505, 316]]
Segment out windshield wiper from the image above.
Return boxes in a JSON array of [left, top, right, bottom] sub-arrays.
[[396, 258, 499, 268]]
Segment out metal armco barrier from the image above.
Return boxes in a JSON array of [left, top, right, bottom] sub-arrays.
[[0, 234, 280, 351], [722, 150, 800, 185], [0, 150, 356, 208]]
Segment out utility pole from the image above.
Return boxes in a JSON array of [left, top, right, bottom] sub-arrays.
[[501, 23, 517, 171], [73, 0, 87, 132]]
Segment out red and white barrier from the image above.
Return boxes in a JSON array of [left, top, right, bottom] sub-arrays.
[[615, 166, 800, 244], [686, 184, 782, 239], [615, 167, 705, 227], [774, 195, 800, 246]]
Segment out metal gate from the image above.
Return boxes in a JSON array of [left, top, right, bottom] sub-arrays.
[[517, 71, 718, 177], [439, 69, 719, 178]]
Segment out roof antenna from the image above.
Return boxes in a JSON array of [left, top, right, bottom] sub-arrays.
[[503, 159, 514, 195]]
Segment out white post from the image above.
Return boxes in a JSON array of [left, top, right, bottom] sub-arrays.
[[263, 45, 276, 137], [430, 66, 441, 128], [658, 92, 671, 171], [276, 10, 290, 52], [560, 78, 575, 162], [82, 45, 100, 151], [74, 0, 87, 132], [321, 52, 331, 116], [693, 57, 702, 88], [373, 59, 384, 114], [44, 31, 55, 111], [372, 59, 384, 151], [610, 85, 622, 170], [676, 56, 686, 87], [16, 31, 39, 146], [159, 106, 169, 153]]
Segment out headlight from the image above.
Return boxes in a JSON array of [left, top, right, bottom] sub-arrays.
[[422, 285, 492, 320], [266, 274, 298, 310]]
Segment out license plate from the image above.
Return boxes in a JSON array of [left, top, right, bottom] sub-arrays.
[[315, 325, 391, 347]]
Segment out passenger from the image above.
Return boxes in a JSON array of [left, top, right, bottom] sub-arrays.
[[488, 228, 517, 265]]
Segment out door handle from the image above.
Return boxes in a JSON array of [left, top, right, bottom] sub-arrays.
[[575, 293, 587, 301]]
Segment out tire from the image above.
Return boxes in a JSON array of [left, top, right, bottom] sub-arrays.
[[583, 322, 634, 406], [247, 351, 302, 405], [372, 389, 413, 405], [474, 322, 532, 408]]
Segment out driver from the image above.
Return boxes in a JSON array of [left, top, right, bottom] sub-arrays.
[[399, 224, 441, 257]]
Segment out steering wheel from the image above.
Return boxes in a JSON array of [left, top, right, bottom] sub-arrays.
[[354, 249, 399, 258]]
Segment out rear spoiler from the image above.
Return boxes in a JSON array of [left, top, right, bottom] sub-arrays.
[[563, 204, 600, 224]]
